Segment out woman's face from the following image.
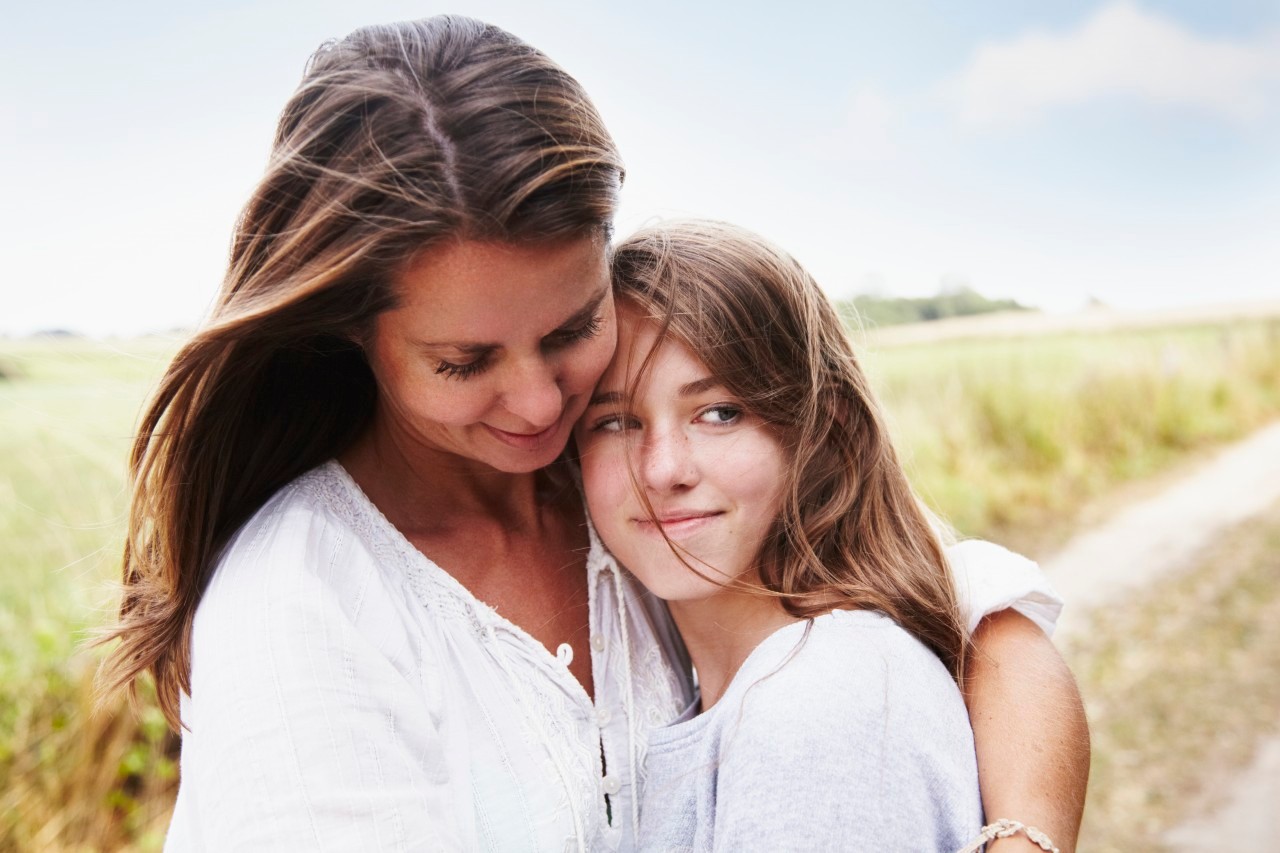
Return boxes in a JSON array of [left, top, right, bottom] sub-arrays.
[[364, 235, 616, 474], [576, 303, 788, 601]]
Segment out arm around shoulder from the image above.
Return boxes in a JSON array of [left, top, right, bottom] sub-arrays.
[[965, 609, 1090, 853]]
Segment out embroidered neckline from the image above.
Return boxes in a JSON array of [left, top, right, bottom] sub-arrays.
[[306, 460, 611, 699]]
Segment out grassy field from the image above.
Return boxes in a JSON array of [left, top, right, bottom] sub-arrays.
[[0, 339, 181, 851], [863, 319, 1280, 551], [2, 315, 1279, 850]]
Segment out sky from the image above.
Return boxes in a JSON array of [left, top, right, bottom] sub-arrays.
[[2, 0, 1278, 336]]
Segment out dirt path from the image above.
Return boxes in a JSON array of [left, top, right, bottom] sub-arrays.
[[1161, 732, 1280, 850], [1038, 419, 1280, 850], [1044, 419, 1280, 642]]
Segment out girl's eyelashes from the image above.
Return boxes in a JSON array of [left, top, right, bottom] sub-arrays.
[[589, 403, 744, 433], [590, 412, 637, 433], [697, 404, 743, 426]]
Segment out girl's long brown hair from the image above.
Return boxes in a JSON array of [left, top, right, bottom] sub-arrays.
[[610, 221, 968, 679], [100, 16, 623, 729]]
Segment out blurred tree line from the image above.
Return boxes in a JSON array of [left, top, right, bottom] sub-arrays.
[[839, 286, 1031, 327]]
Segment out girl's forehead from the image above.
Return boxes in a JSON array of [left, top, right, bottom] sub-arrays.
[[605, 310, 711, 390]]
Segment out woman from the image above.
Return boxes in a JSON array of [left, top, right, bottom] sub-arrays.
[[100, 16, 1087, 852], [578, 220, 1065, 852]]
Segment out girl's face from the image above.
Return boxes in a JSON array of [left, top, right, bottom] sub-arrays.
[[576, 303, 788, 601], [364, 235, 616, 474]]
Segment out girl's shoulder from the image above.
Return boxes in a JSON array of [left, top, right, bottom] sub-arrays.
[[726, 610, 965, 734]]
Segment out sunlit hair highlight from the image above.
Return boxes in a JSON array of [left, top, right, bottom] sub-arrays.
[[100, 15, 624, 728], [609, 220, 968, 679]]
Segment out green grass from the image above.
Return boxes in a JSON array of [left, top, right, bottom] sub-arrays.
[[864, 320, 1280, 545], [0, 338, 181, 851], [2, 318, 1280, 849]]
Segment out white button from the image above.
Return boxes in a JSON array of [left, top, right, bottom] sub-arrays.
[[590, 634, 606, 653], [601, 774, 622, 795], [648, 708, 664, 725], [596, 707, 612, 726]]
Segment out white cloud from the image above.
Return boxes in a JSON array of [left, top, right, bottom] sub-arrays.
[[941, 2, 1280, 130]]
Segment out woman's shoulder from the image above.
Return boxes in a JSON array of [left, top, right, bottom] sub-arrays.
[[212, 463, 362, 579], [196, 461, 418, 655]]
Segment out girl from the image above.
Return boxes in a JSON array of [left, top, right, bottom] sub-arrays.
[[577, 220, 1072, 851]]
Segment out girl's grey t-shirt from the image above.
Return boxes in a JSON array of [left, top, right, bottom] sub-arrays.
[[638, 610, 981, 852]]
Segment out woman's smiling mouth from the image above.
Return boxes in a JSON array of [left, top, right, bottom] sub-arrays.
[[484, 416, 564, 450]]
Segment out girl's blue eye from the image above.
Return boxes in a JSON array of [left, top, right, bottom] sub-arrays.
[[699, 405, 742, 425], [591, 413, 637, 433]]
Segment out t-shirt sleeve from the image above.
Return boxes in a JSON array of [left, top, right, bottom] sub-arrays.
[[167, 500, 457, 852], [947, 538, 1063, 637], [709, 620, 980, 852]]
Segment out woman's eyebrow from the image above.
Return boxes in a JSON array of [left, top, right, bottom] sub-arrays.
[[555, 286, 609, 331], [415, 285, 609, 352]]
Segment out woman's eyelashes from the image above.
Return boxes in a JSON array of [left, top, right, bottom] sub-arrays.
[[435, 355, 491, 379], [433, 314, 605, 380], [546, 314, 604, 348]]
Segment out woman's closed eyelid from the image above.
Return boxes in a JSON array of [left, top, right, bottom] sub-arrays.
[[435, 354, 492, 379], [432, 313, 603, 381], [545, 314, 604, 349]]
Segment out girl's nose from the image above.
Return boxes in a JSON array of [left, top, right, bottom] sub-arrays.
[[641, 427, 698, 493]]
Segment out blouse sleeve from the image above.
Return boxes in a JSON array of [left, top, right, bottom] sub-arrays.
[[166, 498, 457, 852], [946, 539, 1063, 638]]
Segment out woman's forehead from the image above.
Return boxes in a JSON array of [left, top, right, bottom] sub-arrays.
[[388, 236, 609, 341]]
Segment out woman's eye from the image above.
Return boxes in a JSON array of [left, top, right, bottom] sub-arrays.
[[698, 404, 742, 426], [546, 315, 604, 349], [435, 356, 490, 380]]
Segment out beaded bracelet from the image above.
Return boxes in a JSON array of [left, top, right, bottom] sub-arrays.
[[955, 818, 1059, 853]]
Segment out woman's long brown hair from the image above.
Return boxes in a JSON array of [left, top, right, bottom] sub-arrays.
[[99, 16, 623, 729], [610, 221, 968, 680]]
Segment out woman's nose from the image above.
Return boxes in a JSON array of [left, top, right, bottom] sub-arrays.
[[502, 357, 564, 430], [641, 427, 698, 493]]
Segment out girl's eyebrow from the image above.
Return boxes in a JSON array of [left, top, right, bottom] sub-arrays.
[[588, 389, 623, 407], [587, 376, 723, 408], [679, 377, 722, 397]]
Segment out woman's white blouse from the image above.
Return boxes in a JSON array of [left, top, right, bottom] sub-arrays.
[[164, 462, 1061, 852]]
